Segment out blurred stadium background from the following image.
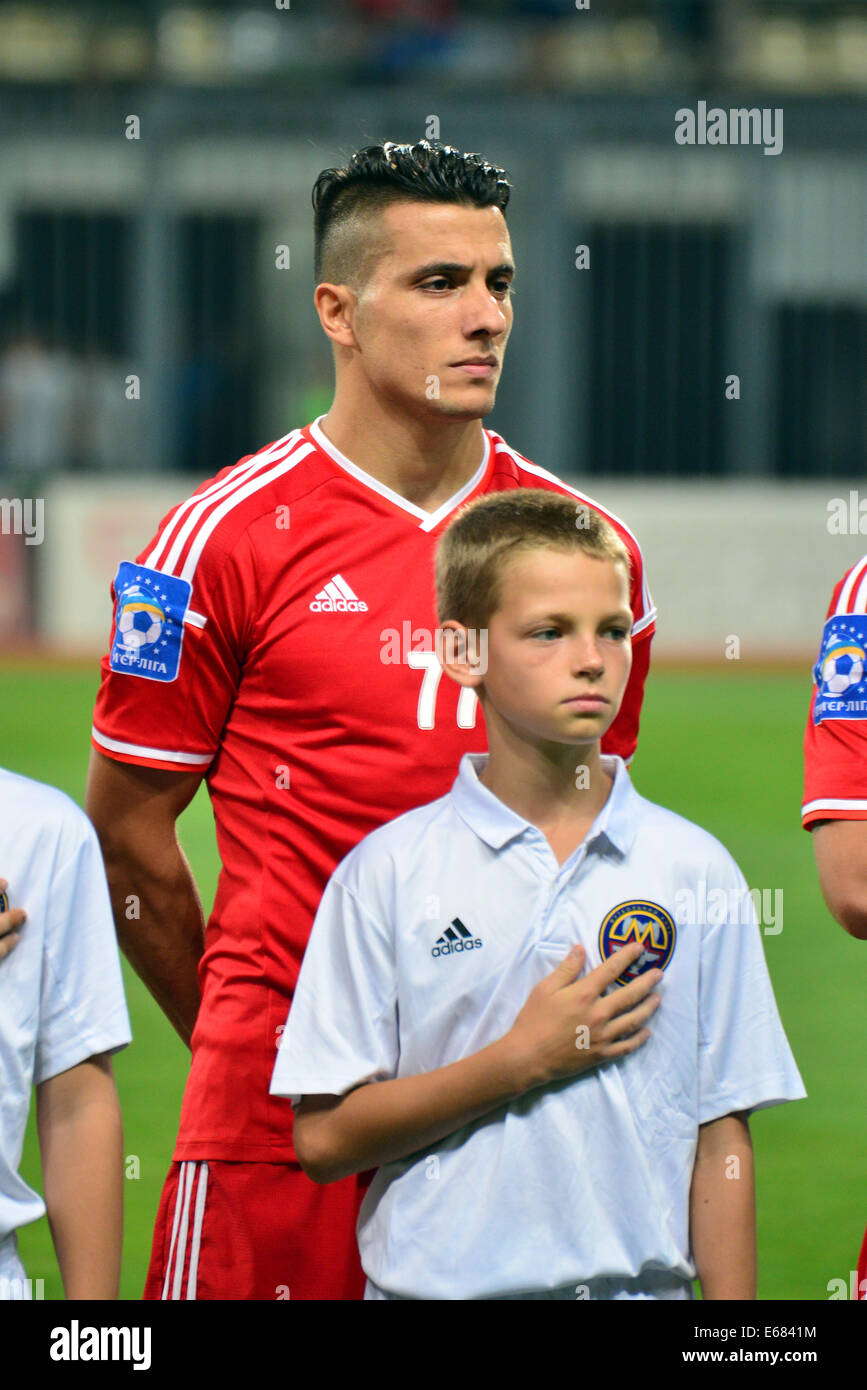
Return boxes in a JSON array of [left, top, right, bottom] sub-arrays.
[[1, 0, 866, 1300]]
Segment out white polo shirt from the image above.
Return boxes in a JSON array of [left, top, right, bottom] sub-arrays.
[[0, 767, 132, 1247], [271, 753, 805, 1300]]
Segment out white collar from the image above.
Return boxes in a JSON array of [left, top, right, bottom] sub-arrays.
[[308, 416, 491, 533], [450, 751, 639, 858]]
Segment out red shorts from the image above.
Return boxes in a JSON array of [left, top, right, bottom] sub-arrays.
[[858, 1224, 867, 1301], [143, 1160, 369, 1300]]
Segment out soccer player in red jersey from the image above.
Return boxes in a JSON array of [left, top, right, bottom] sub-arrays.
[[802, 553, 867, 1300], [85, 140, 656, 1301]]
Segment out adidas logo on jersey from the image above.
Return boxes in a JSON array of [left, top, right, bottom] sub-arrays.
[[309, 574, 368, 612], [432, 917, 483, 958]]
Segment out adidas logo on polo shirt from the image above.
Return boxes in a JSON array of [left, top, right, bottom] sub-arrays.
[[432, 917, 483, 958], [309, 574, 368, 612]]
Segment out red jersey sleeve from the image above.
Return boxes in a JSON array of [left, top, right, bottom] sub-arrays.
[[91, 494, 255, 773], [802, 556, 867, 828], [599, 512, 654, 764], [602, 627, 652, 766]]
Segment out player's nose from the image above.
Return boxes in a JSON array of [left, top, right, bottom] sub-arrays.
[[571, 634, 605, 673], [463, 280, 509, 337]]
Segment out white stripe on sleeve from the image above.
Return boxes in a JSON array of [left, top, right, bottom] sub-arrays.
[[92, 726, 214, 767]]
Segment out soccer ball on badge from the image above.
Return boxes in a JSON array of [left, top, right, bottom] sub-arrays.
[[821, 644, 864, 696], [118, 587, 164, 651]]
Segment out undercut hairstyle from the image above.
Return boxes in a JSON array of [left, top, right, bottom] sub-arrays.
[[312, 139, 512, 288], [435, 488, 633, 633]]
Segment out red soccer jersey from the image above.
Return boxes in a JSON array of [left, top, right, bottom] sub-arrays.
[[92, 418, 656, 1161], [803, 554, 867, 830]]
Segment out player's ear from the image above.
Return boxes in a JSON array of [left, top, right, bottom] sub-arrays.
[[313, 282, 359, 352], [436, 621, 487, 689]]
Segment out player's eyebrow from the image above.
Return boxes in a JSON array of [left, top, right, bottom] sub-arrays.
[[526, 609, 633, 627], [409, 261, 516, 282]]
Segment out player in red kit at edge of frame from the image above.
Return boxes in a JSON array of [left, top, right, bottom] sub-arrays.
[[85, 141, 656, 1301], [802, 553, 867, 1301]]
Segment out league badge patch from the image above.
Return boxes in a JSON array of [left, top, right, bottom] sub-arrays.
[[599, 900, 676, 985], [109, 562, 192, 683], [813, 614, 867, 724]]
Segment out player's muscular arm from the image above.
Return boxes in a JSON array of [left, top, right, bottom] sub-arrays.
[[690, 1112, 756, 1300], [85, 750, 206, 1046], [294, 941, 660, 1184], [811, 820, 867, 940]]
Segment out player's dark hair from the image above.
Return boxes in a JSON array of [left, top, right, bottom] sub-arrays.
[[435, 489, 632, 633], [312, 140, 512, 286]]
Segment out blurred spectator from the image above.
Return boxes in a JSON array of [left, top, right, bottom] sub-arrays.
[[352, 0, 457, 80], [76, 351, 141, 473], [516, 0, 579, 15], [0, 331, 78, 475], [353, 0, 456, 20], [651, 0, 714, 46]]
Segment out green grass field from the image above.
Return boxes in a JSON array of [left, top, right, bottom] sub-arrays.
[[2, 662, 864, 1301]]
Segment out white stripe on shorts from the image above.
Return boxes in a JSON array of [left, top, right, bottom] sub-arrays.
[[162, 1161, 191, 1301], [186, 1163, 209, 1300], [171, 1161, 198, 1300]]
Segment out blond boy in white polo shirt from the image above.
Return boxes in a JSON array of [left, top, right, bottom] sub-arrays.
[[271, 489, 804, 1300]]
